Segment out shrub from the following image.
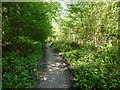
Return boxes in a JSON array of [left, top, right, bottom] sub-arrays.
[[50, 41, 120, 89], [2, 39, 42, 88]]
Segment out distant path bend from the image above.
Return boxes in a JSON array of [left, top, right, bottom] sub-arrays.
[[38, 43, 72, 88]]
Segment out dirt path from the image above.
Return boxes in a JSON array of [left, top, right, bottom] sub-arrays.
[[38, 43, 72, 88]]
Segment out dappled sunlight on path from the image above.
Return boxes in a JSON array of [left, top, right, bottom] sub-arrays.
[[38, 43, 72, 88]]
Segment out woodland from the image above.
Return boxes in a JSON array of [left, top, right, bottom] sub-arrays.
[[2, 2, 120, 89]]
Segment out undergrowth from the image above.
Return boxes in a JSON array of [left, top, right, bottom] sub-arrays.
[[50, 40, 120, 89], [2, 37, 43, 88]]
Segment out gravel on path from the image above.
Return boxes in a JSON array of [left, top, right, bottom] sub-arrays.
[[38, 43, 72, 88]]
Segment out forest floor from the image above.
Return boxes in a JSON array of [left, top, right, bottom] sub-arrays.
[[38, 43, 73, 88]]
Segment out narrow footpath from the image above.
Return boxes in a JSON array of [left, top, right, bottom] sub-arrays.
[[38, 43, 72, 88]]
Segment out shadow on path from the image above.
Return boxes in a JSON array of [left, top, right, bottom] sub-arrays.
[[38, 43, 72, 88]]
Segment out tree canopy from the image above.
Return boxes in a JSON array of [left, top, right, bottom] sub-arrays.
[[2, 1, 120, 89]]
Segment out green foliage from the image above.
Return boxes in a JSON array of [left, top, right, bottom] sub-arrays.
[[51, 41, 120, 89], [53, 2, 118, 47], [50, 41, 82, 52], [2, 2, 59, 88], [51, 41, 72, 52], [2, 1, 119, 89], [2, 39, 42, 88], [49, 2, 119, 89], [2, 2, 54, 42]]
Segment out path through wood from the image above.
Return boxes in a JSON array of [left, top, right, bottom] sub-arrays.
[[38, 43, 72, 88]]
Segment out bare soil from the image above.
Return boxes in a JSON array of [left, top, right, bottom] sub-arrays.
[[38, 43, 72, 88]]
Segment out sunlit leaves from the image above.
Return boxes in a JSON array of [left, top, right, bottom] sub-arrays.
[[2, 2, 59, 88], [56, 2, 118, 47], [49, 2, 119, 89]]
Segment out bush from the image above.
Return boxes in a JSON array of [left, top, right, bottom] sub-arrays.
[[50, 41, 120, 89], [2, 39, 43, 88]]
